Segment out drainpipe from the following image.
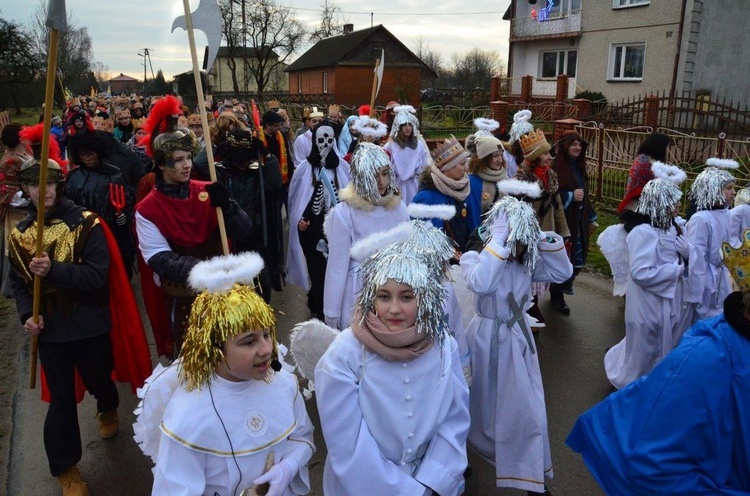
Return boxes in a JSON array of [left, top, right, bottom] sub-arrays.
[[669, 0, 689, 100]]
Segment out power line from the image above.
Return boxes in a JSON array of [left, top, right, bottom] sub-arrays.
[[291, 6, 505, 16]]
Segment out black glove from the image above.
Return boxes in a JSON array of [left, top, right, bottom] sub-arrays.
[[250, 136, 270, 158], [205, 181, 232, 210]]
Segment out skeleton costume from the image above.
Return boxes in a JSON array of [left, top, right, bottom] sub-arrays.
[[323, 143, 408, 329], [315, 242, 471, 496], [383, 106, 431, 205], [134, 253, 315, 496], [287, 121, 350, 319], [460, 196, 572, 493]]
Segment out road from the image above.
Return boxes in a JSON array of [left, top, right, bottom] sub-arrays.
[[4, 271, 625, 495]]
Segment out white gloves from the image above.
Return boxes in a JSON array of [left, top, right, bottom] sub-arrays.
[[115, 213, 127, 226], [252, 459, 295, 496], [490, 211, 510, 245], [324, 315, 340, 330], [675, 235, 691, 260]]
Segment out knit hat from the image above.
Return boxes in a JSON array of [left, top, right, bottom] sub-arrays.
[[636, 178, 683, 230], [519, 128, 551, 162], [180, 252, 278, 391], [475, 135, 504, 160], [432, 136, 467, 172], [509, 109, 534, 144]]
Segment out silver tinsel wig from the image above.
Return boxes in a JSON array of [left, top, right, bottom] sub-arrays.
[[636, 178, 683, 230], [689, 166, 735, 211], [356, 242, 447, 344], [349, 142, 396, 203], [390, 105, 420, 139], [482, 196, 543, 271]]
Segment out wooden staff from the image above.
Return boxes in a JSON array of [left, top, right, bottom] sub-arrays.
[[30, 12, 63, 389], [181, 0, 228, 256], [368, 56, 382, 118]]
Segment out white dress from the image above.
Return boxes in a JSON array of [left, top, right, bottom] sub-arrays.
[[286, 159, 350, 291], [604, 224, 684, 389], [292, 131, 312, 167], [323, 185, 409, 328], [140, 365, 315, 496], [314, 329, 470, 496], [460, 233, 572, 493], [383, 139, 430, 205], [730, 203, 750, 244], [685, 208, 733, 321]]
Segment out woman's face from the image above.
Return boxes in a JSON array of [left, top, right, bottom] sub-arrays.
[[375, 166, 391, 196], [348, 119, 358, 135], [374, 279, 418, 332], [400, 123, 413, 137], [567, 140, 582, 159], [444, 161, 468, 181], [215, 329, 274, 382], [724, 182, 737, 206], [536, 152, 552, 168], [489, 151, 505, 171]]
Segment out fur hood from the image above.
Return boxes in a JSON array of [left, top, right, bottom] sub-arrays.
[[418, 166, 437, 190], [339, 183, 402, 211]]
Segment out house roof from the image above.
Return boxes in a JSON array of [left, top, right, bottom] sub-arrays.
[[109, 73, 138, 82], [202, 46, 280, 70], [285, 24, 437, 78], [503, 1, 513, 20]]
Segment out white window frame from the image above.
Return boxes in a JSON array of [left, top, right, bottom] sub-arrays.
[[608, 42, 646, 81], [612, 0, 649, 9], [547, 0, 582, 17], [539, 50, 577, 79], [322, 72, 328, 94]]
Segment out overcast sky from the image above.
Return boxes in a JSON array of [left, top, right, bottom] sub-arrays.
[[2, 0, 511, 81]]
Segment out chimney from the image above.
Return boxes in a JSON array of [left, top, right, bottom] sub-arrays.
[[343, 23, 354, 34]]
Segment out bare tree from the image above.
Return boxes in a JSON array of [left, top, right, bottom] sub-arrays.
[[218, 0, 243, 95], [309, 0, 349, 44], [29, 1, 95, 95], [413, 35, 443, 90], [91, 61, 111, 90], [450, 48, 504, 90], [0, 17, 40, 112]]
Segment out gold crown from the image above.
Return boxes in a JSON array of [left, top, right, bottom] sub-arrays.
[[519, 128, 550, 161], [186, 114, 202, 126], [722, 228, 750, 291], [267, 99, 281, 109], [328, 104, 341, 113]]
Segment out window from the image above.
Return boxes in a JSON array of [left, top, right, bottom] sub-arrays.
[[297, 74, 302, 93], [322, 72, 328, 93], [613, 0, 649, 8], [609, 43, 645, 80], [540, 50, 577, 78], [547, 0, 582, 16]]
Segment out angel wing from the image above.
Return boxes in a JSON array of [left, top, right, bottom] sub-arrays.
[[289, 319, 340, 385], [597, 224, 630, 296]]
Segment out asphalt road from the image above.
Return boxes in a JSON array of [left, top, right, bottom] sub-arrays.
[[4, 271, 624, 495]]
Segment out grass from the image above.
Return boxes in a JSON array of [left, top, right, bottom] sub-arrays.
[[2, 108, 45, 126], [584, 206, 619, 278]]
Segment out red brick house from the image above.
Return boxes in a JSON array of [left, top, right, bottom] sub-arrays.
[[108, 73, 140, 94], [285, 24, 437, 107]]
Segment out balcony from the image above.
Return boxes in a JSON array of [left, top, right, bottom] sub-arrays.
[[510, 10, 582, 42]]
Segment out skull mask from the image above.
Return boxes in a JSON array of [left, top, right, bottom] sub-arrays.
[[315, 125, 336, 161]]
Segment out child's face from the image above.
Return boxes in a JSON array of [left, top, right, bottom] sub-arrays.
[[724, 181, 736, 205], [374, 279, 419, 332], [216, 329, 273, 382]]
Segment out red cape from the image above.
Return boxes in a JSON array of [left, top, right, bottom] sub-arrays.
[[40, 219, 153, 403]]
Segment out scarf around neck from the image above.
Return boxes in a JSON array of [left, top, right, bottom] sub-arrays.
[[430, 164, 470, 201], [351, 310, 433, 362], [477, 167, 507, 183]]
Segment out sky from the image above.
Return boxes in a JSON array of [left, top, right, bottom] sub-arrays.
[[2, 0, 511, 82]]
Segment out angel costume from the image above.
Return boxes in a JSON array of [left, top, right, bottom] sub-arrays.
[[382, 107, 430, 205], [461, 228, 572, 492]]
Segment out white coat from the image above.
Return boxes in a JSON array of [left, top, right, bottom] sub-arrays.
[[383, 138, 430, 205]]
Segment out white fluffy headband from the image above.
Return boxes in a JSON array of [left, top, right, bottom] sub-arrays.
[[706, 157, 740, 169], [651, 161, 687, 185], [188, 252, 264, 293], [407, 202, 457, 221], [497, 178, 542, 199]]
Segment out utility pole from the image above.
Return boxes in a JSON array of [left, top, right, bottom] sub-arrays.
[[138, 48, 153, 94]]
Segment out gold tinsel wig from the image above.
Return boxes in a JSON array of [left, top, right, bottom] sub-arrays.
[[180, 252, 277, 391]]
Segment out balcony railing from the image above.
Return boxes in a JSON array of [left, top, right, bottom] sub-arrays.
[[510, 10, 582, 42]]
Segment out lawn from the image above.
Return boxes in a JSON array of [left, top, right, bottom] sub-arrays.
[[584, 206, 619, 278], [2, 108, 46, 126]]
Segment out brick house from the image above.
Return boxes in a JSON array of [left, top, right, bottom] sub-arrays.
[[285, 24, 437, 107], [108, 73, 140, 94]]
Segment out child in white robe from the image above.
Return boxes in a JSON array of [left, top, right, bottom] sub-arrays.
[[731, 187, 750, 246], [383, 106, 431, 205], [315, 242, 470, 496], [134, 253, 314, 496], [460, 194, 572, 494]]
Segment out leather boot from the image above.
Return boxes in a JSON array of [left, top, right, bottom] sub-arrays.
[[57, 466, 88, 496], [97, 409, 119, 439]]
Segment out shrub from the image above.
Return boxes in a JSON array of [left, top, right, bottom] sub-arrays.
[[574, 90, 608, 115]]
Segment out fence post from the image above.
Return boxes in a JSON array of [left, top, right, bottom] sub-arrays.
[[553, 118, 583, 142], [521, 75, 533, 103], [490, 101, 510, 133], [717, 132, 726, 159], [644, 95, 659, 128], [490, 76, 500, 102], [596, 123, 604, 203], [573, 98, 591, 119]]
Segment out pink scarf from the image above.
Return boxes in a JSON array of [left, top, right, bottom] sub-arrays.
[[351, 311, 433, 362]]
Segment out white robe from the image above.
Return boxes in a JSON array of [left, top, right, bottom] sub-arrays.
[[685, 209, 733, 321], [286, 159, 350, 291], [460, 233, 572, 492], [292, 131, 312, 167], [150, 369, 315, 496], [322, 188, 409, 328], [605, 224, 684, 390], [730, 203, 750, 244], [383, 139, 430, 205], [315, 329, 470, 496]]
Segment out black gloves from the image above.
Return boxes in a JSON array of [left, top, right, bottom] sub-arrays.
[[250, 136, 270, 158], [205, 181, 232, 210]]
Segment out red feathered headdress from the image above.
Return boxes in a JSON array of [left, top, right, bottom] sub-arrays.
[[358, 104, 371, 116], [139, 95, 183, 157], [18, 123, 69, 173]]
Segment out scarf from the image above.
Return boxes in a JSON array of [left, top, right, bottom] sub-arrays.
[[430, 164, 470, 201], [477, 167, 507, 183], [351, 310, 433, 362], [518, 162, 559, 196]]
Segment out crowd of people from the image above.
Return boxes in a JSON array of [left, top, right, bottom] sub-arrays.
[[0, 92, 748, 496]]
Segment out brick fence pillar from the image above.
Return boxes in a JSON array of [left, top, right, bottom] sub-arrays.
[[553, 118, 584, 142], [521, 75, 533, 103], [573, 98, 591, 119], [490, 101, 510, 133], [555, 74, 569, 103], [490, 76, 500, 102], [644, 95, 659, 128]]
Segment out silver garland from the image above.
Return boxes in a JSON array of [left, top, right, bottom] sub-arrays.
[[356, 242, 447, 344], [689, 167, 735, 211], [482, 196, 543, 271], [406, 220, 456, 279], [390, 109, 421, 139], [636, 178, 683, 230], [349, 142, 396, 204]]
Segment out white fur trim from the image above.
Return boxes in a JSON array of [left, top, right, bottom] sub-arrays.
[[354, 116, 388, 139], [393, 105, 416, 114], [474, 117, 500, 132], [350, 221, 413, 262], [188, 252, 264, 293], [496, 178, 542, 199], [706, 157, 740, 169], [513, 109, 532, 123], [407, 202, 457, 221], [651, 161, 688, 185]]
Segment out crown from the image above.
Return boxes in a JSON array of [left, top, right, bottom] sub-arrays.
[[722, 228, 750, 291], [267, 99, 281, 110], [519, 128, 550, 161], [328, 104, 341, 113]]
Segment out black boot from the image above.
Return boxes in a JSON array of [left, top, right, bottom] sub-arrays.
[[550, 291, 570, 315]]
